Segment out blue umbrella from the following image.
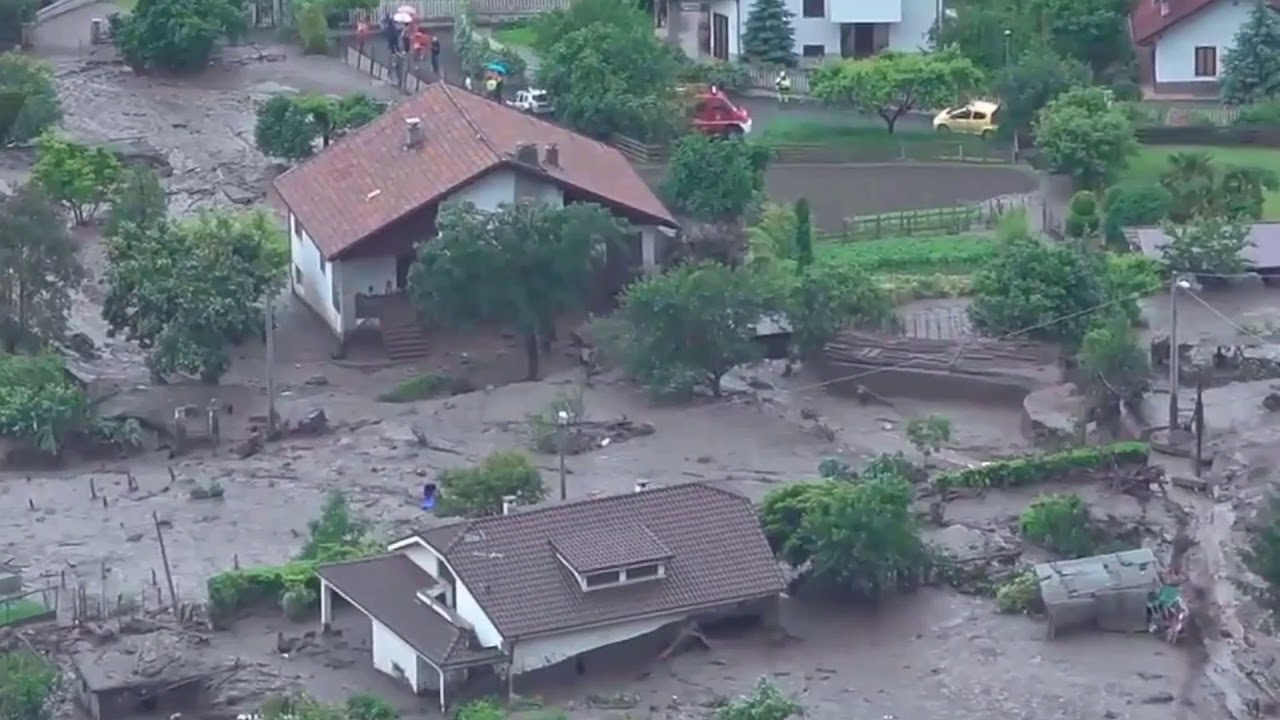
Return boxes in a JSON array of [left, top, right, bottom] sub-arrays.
[[485, 61, 508, 75]]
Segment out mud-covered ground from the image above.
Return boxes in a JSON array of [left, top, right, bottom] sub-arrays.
[[0, 21, 1246, 720]]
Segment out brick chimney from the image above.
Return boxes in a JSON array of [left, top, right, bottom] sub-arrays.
[[634, 479, 650, 493], [405, 117, 423, 149], [514, 142, 539, 166], [502, 495, 517, 515], [544, 143, 559, 167]]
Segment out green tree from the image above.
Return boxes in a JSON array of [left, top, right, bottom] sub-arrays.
[[759, 481, 843, 564], [1221, 0, 1280, 105], [1064, 190, 1102, 240], [1034, 86, 1137, 189], [0, 650, 59, 720], [811, 50, 983, 134], [1038, 0, 1133, 78], [254, 95, 318, 161], [112, 0, 249, 72], [455, 700, 506, 720], [793, 199, 813, 271], [0, 184, 84, 352], [740, 0, 796, 68], [102, 210, 287, 382], [617, 261, 769, 398], [0, 52, 60, 144], [663, 134, 767, 221], [1102, 182, 1172, 245], [297, 490, 372, 562], [968, 214, 1107, 346], [1076, 313, 1150, 424], [409, 201, 626, 380], [717, 678, 803, 720], [905, 415, 952, 459], [1160, 216, 1253, 277], [935, 0, 1131, 77], [296, 92, 385, 147], [294, 0, 330, 54], [1020, 494, 1096, 558], [31, 133, 123, 225], [345, 695, 399, 720], [993, 47, 1090, 139], [1241, 491, 1280, 619], [535, 0, 679, 140], [785, 258, 893, 357], [1159, 152, 1279, 222], [0, 354, 86, 455], [436, 451, 547, 518], [105, 167, 168, 238]]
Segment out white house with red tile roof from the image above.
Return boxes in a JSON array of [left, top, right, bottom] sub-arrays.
[[1132, 0, 1280, 95], [272, 82, 678, 358]]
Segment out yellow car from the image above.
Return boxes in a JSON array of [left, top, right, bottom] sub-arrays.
[[933, 101, 1000, 138]]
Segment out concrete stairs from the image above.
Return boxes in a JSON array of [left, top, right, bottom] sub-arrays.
[[379, 294, 431, 361]]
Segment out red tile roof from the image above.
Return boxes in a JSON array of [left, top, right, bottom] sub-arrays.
[[272, 82, 677, 260], [408, 483, 785, 639], [1132, 0, 1280, 45]]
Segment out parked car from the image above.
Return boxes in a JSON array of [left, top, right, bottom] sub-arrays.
[[933, 100, 1000, 137], [507, 89, 554, 115], [685, 86, 753, 137]]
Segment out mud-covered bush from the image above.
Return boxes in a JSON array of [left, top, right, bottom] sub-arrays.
[[456, 700, 506, 720], [207, 561, 320, 621], [1241, 491, 1280, 619], [994, 570, 1043, 614], [280, 583, 317, 621], [717, 677, 803, 720], [346, 694, 399, 720], [1020, 494, 1097, 558], [934, 442, 1148, 491], [436, 450, 547, 518]]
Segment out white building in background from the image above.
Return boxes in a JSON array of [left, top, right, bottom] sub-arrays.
[[652, 0, 940, 64]]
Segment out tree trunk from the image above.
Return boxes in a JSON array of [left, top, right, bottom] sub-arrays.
[[523, 332, 540, 381], [539, 314, 555, 353], [885, 115, 898, 134], [709, 372, 722, 397]]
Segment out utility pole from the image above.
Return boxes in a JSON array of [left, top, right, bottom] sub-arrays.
[[557, 410, 569, 501], [1167, 276, 1192, 433], [265, 293, 277, 434], [153, 511, 178, 615]]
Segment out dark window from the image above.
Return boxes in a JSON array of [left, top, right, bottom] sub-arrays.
[[802, 0, 824, 18], [949, 109, 973, 120], [1194, 46, 1216, 77], [627, 563, 661, 580], [802, 44, 825, 58], [971, 111, 987, 121], [294, 265, 302, 285], [584, 571, 621, 588]]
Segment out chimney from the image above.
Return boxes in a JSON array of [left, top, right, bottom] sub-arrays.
[[544, 144, 559, 167], [501, 495, 517, 515], [634, 480, 650, 493], [405, 117, 423, 149], [515, 142, 539, 166]]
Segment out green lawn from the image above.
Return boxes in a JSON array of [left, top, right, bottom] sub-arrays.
[[818, 233, 998, 275], [493, 22, 537, 48], [1120, 144, 1280, 219], [0, 598, 49, 626], [759, 120, 987, 147]]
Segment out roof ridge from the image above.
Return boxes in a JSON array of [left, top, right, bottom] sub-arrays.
[[461, 482, 724, 531], [439, 81, 502, 161]]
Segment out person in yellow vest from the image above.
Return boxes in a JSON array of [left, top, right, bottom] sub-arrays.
[[775, 70, 792, 104], [484, 74, 498, 100]]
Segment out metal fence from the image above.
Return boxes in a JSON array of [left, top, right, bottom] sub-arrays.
[[896, 308, 974, 340], [349, 0, 570, 24]]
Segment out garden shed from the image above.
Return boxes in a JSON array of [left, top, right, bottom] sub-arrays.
[[1034, 548, 1161, 638]]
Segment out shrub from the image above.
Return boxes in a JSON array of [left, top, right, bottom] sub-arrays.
[[1241, 491, 1280, 619], [377, 373, 474, 403], [527, 388, 585, 453], [1020, 493, 1097, 558], [905, 415, 951, 459], [1064, 190, 1101, 239], [934, 442, 1148, 491], [994, 570, 1042, 614], [280, 583, 317, 621], [436, 451, 547, 517], [819, 234, 998, 274], [207, 561, 320, 621], [0, 354, 87, 455], [1235, 98, 1280, 126], [456, 700, 506, 720], [0, 650, 59, 720], [0, 52, 61, 143], [1102, 182, 1172, 245], [717, 677, 802, 720], [346, 694, 399, 720]]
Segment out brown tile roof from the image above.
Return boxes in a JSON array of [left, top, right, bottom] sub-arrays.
[[1131, 0, 1280, 45], [316, 554, 506, 668], [413, 483, 785, 639], [550, 523, 674, 574], [272, 82, 677, 260]]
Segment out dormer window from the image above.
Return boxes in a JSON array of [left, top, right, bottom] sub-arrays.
[[551, 523, 673, 592]]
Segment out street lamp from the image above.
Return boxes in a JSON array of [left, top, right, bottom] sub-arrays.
[[557, 410, 570, 501], [1003, 29, 1012, 66], [1167, 276, 1194, 434]]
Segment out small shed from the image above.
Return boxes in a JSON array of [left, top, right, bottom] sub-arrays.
[[1034, 548, 1161, 638], [71, 644, 209, 720]]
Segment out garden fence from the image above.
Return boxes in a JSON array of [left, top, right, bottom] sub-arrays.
[[838, 194, 1037, 241], [611, 134, 670, 164]]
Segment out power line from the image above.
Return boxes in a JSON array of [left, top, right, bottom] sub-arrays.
[[1183, 289, 1276, 345]]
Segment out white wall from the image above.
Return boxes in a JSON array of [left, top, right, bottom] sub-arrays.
[[511, 615, 675, 674], [403, 544, 441, 576], [336, 254, 396, 333], [289, 212, 341, 337], [886, 0, 936, 51], [455, 580, 504, 648], [729, 0, 935, 59], [710, 0, 741, 56], [830, 0, 901, 24], [444, 168, 519, 210], [786, 0, 841, 56], [372, 619, 421, 692], [1154, 0, 1250, 84]]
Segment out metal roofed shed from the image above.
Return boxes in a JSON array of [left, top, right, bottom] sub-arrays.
[[1034, 548, 1161, 638]]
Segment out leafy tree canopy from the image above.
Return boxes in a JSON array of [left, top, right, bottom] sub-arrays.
[[255, 93, 385, 161], [0, 354, 86, 455], [0, 650, 59, 720], [297, 490, 373, 562], [1221, 0, 1280, 105], [112, 0, 249, 72], [663, 135, 769, 221], [102, 209, 287, 382], [967, 213, 1108, 347], [811, 50, 983, 133], [105, 166, 168, 238], [0, 183, 84, 352], [1159, 151, 1279, 223], [0, 52, 60, 144], [740, 0, 796, 68], [784, 257, 893, 357], [1076, 312, 1150, 418], [32, 132, 123, 225], [1033, 85, 1137, 189], [993, 47, 1090, 138], [1160, 216, 1253, 277], [615, 260, 770, 399], [436, 451, 547, 518], [409, 201, 626, 380]]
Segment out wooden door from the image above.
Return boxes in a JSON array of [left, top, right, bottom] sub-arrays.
[[712, 13, 729, 60]]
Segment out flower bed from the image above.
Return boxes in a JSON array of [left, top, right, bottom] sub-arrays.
[[934, 442, 1149, 491]]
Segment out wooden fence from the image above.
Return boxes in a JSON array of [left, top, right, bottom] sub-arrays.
[[350, 0, 570, 24], [837, 194, 1038, 241], [611, 133, 670, 164], [344, 42, 428, 94]]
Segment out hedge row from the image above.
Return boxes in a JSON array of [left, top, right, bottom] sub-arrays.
[[207, 561, 320, 620], [934, 442, 1149, 491]]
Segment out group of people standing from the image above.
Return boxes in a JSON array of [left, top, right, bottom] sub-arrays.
[[381, 14, 441, 75]]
